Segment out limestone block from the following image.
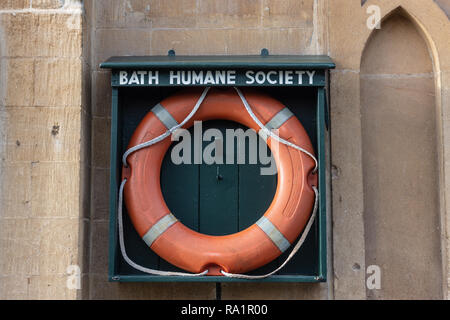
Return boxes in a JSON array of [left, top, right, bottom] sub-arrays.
[[27, 274, 79, 300], [147, 0, 197, 28], [34, 58, 82, 108], [329, 71, 367, 299], [93, 71, 111, 118], [434, 0, 450, 18], [4, 107, 81, 162], [0, 162, 31, 218], [92, 168, 110, 221], [31, 218, 83, 275], [0, 13, 82, 58], [361, 77, 442, 299], [150, 29, 228, 55], [94, 28, 151, 69], [227, 28, 314, 55], [361, 14, 433, 75], [262, 0, 314, 28], [94, 0, 153, 29], [30, 162, 80, 218], [92, 117, 110, 168], [0, 0, 29, 10], [32, 0, 64, 9], [197, 0, 261, 28], [80, 103, 91, 166], [3, 58, 34, 107], [89, 220, 109, 274], [0, 276, 29, 299], [328, 1, 368, 70], [0, 218, 39, 275]]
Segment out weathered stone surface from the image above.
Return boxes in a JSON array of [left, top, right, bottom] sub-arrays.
[[4, 107, 81, 162], [262, 0, 314, 28], [3, 58, 34, 107], [361, 14, 433, 75], [30, 162, 80, 218], [0, 0, 29, 10], [0, 4, 85, 300], [151, 29, 228, 55], [0, 275, 29, 299], [362, 39, 442, 299], [92, 117, 110, 168], [89, 221, 109, 274], [329, 70, 367, 299], [227, 28, 314, 55], [434, 0, 450, 18], [1, 0, 449, 301], [94, 0, 153, 29], [92, 71, 111, 118], [94, 28, 151, 69], [91, 168, 110, 221], [32, 0, 64, 9], [0, 13, 82, 57], [197, 0, 261, 28], [0, 218, 38, 275], [147, 0, 197, 28], [32, 218, 83, 275], [27, 274, 79, 300], [0, 162, 31, 218], [34, 58, 82, 108]]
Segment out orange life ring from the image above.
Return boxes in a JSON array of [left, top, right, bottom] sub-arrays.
[[122, 88, 317, 276]]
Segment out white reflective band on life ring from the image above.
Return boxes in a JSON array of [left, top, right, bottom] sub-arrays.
[[259, 107, 294, 140], [256, 216, 291, 253], [142, 213, 178, 247], [265, 107, 294, 130], [151, 103, 179, 130]]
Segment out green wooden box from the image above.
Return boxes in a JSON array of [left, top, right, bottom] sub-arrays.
[[100, 55, 335, 282]]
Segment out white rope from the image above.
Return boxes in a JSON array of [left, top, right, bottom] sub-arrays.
[[218, 88, 320, 279], [234, 87, 318, 173], [122, 87, 211, 167], [117, 87, 319, 279], [220, 186, 318, 279], [117, 87, 212, 277], [118, 179, 209, 277]]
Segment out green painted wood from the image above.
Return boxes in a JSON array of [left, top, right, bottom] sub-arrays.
[[238, 130, 277, 231], [108, 87, 120, 280], [100, 55, 336, 70], [111, 275, 322, 283], [108, 84, 329, 282], [317, 88, 327, 280], [199, 121, 239, 236]]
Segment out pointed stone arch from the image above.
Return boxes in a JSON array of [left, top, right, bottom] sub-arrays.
[[360, 6, 443, 299]]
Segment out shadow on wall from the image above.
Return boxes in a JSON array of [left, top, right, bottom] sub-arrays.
[[360, 7, 443, 299]]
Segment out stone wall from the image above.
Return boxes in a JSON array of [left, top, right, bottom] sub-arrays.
[[0, 0, 88, 299], [0, 0, 448, 300]]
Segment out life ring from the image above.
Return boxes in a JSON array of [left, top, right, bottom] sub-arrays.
[[122, 87, 317, 276]]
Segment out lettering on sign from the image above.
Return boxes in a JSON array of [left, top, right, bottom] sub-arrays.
[[118, 70, 317, 86]]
